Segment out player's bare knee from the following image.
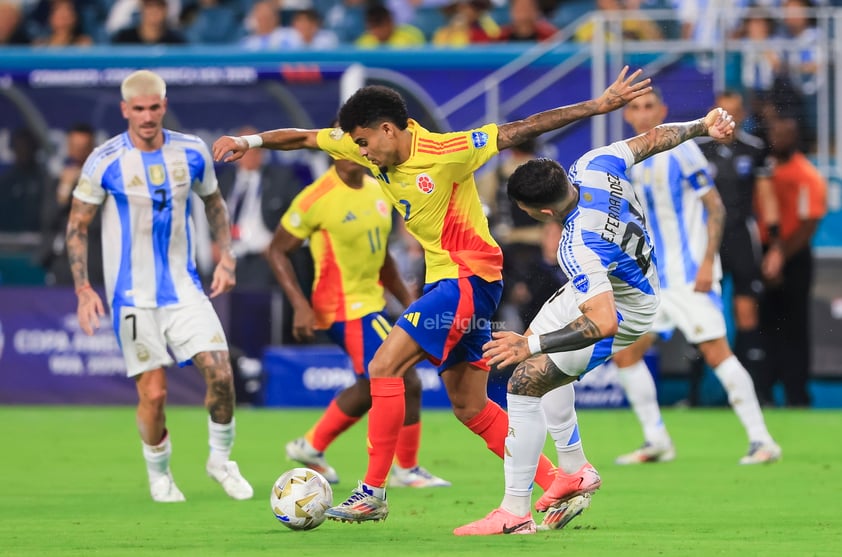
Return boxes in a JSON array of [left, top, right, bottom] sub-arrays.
[[140, 386, 167, 410]]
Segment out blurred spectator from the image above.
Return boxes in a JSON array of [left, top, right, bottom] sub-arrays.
[[217, 126, 305, 289], [735, 7, 782, 94], [275, 8, 340, 49], [495, 0, 558, 42], [432, 0, 500, 46], [355, 3, 426, 47], [181, 0, 243, 44], [676, 0, 747, 46], [781, 0, 822, 150], [241, 0, 285, 50], [0, 127, 48, 233], [574, 0, 663, 43], [106, 0, 182, 37], [0, 2, 30, 45], [112, 0, 186, 44], [32, 0, 93, 46], [758, 116, 827, 407], [505, 220, 567, 329], [37, 124, 103, 285]]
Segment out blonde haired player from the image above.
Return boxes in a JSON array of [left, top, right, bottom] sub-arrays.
[[67, 70, 253, 502]]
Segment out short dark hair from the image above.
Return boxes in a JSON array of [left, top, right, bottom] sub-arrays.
[[338, 85, 409, 132], [507, 158, 571, 207], [68, 123, 94, 136]]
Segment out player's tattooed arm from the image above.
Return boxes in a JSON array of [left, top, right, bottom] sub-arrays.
[[66, 198, 99, 289], [700, 187, 726, 258], [626, 119, 709, 164], [203, 190, 236, 296], [497, 66, 651, 150], [627, 107, 735, 164], [535, 313, 605, 354]]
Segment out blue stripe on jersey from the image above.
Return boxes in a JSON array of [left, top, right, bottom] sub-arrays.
[[581, 230, 656, 295], [707, 289, 723, 312], [183, 191, 203, 292], [667, 158, 698, 284], [106, 159, 134, 309], [183, 148, 207, 291], [559, 208, 582, 277], [641, 180, 668, 288], [583, 153, 629, 179], [142, 151, 178, 306], [585, 336, 614, 372]]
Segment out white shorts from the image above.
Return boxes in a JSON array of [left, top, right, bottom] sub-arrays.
[[528, 285, 657, 377], [652, 282, 726, 344], [113, 299, 229, 377]]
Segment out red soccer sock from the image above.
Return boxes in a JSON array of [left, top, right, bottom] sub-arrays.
[[364, 377, 405, 488], [306, 400, 361, 453], [395, 422, 421, 469], [465, 400, 555, 491]]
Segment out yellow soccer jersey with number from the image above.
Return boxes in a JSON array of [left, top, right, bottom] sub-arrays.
[[316, 119, 502, 283], [281, 166, 393, 329]]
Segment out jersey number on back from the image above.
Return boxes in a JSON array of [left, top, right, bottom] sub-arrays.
[[620, 222, 651, 275]]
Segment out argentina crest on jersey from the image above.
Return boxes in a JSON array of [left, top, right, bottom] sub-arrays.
[[572, 273, 590, 293], [471, 131, 488, 148]]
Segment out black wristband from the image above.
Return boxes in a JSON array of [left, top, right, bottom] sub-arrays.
[[768, 224, 781, 241]]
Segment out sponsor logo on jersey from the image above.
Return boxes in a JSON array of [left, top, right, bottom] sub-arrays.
[[210, 333, 225, 344], [572, 274, 590, 293], [471, 131, 489, 148], [403, 311, 421, 327], [342, 211, 356, 223], [148, 164, 166, 186], [416, 174, 435, 194], [128, 175, 144, 188], [329, 128, 343, 141]]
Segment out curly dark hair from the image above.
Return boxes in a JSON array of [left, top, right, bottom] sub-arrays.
[[507, 158, 572, 207], [338, 85, 409, 133]]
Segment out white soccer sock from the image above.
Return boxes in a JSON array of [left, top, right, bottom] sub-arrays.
[[142, 432, 172, 483], [713, 355, 773, 443], [616, 361, 671, 446], [542, 384, 588, 474], [208, 417, 234, 468], [500, 393, 545, 517]]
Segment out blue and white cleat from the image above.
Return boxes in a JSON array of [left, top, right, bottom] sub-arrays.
[[325, 482, 389, 523]]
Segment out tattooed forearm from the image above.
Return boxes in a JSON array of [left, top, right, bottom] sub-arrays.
[[508, 355, 572, 397], [497, 101, 599, 150], [628, 119, 708, 164], [66, 199, 99, 289], [203, 191, 234, 255], [536, 314, 605, 354], [194, 350, 235, 423]]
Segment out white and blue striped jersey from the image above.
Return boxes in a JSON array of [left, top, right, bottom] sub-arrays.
[[629, 140, 720, 290], [561, 141, 660, 325], [73, 130, 218, 311]]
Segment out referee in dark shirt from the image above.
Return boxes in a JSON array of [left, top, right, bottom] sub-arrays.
[[696, 90, 782, 404]]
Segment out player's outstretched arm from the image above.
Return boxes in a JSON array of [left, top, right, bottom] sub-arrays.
[[67, 198, 105, 335], [202, 190, 237, 297], [482, 291, 619, 368], [496, 66, 651, 150], [212, 128, 320, 163], [626, 107, 735, 164]]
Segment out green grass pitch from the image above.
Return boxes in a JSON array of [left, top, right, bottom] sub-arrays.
[[1, 406, 840, 556]]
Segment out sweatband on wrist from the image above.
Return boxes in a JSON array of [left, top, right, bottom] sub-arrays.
[[242, 134, 263, 149], [527, 334, 542, 356]]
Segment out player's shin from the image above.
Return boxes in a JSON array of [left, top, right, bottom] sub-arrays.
[[502, 394, 546, 516], [364, 377, 405, 491]]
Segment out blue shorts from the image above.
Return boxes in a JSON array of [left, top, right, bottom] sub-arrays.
[[327, 311, 392, 376], [396, 276, 503, 373]]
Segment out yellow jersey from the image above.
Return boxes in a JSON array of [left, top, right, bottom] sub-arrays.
[[316, 120, 502, 283], [281, 166, 393, 328]]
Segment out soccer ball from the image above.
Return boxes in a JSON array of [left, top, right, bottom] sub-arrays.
[[270, 468, 333, 530]]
